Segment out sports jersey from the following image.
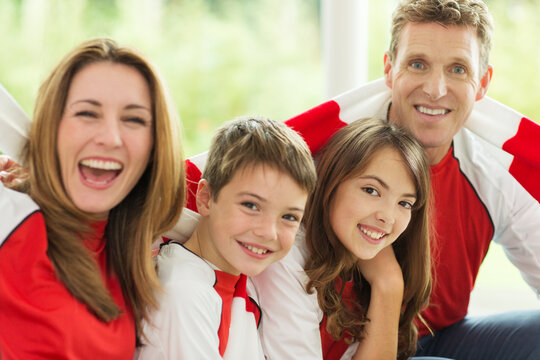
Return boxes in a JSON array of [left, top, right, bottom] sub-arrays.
[[251, 233, 361, 360], [134, 241, 264, 360], [0, 183, 135, 360]]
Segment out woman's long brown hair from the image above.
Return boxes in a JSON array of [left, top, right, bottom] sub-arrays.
[[304, 118, 432, 359], [17, 38, 185, 343]]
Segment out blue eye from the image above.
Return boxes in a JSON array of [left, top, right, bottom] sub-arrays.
[[411, 62, 424, 70], [362, 187, 379, 196], [452, 65, 466, 74]]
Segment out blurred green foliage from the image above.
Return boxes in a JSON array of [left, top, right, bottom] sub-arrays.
[[0, 0, 538, 157]]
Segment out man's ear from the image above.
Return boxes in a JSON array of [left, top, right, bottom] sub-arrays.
[[383, 52, 394, 89], [196, 179, 212, 216], [476, 65, 493, 101]]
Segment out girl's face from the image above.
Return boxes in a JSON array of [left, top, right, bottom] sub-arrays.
[[329, 147, 417, 260], [57, 61, 154, 219]]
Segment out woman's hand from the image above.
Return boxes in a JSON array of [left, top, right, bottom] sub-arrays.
[[0, 155, 28, 186]]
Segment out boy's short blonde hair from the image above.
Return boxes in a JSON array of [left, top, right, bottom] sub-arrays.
[[203, 116, 316, 199]]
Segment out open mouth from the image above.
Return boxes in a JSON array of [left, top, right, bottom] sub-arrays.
[[415, 105, 450, 116], [239, 241, 270, 255], [79, 159, 122, 185]]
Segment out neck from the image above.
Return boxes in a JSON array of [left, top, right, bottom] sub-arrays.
[[425, 146, 451, 166], [184, 225, 203, 257]]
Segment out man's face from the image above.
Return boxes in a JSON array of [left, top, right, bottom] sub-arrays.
[[384, 22, 492, 164]]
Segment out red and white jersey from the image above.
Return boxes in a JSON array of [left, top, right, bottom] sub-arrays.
[[0, 183, 136, 360], [250, 233, 361, 360], [250, 233, 325, 359], [135, 242, 264, 360]]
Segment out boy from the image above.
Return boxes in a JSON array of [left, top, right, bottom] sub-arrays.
[[135, 116, 317, 359]]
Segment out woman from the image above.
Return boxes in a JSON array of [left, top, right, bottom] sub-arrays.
[[0, 38, 185, 359]]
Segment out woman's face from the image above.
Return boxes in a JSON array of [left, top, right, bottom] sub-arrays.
[[329, 147, 417, 260], [57, 61, 154, 219]]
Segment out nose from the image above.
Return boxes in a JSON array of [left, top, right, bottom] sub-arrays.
[[423, 69, 447, 100], [253, 215, 278, 242], [375, 208, 395, 226], [94, 116, 122, 148]]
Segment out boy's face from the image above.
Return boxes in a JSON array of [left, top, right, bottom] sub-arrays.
[[198, 164, 308, 276]]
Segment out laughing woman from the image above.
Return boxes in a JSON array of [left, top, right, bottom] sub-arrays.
[[0, 38, 185, 359]]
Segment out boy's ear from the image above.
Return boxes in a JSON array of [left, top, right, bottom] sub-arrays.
[[196, 179, 212, 216]]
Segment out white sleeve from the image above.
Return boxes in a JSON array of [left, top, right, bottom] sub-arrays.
[[251, 239, 324, 359], [0, 83, 31, 163], [134, 278, 223, 360], [0, 182, 39, 247], [493, 185, 540, 298], [455, 130, 540, 299]]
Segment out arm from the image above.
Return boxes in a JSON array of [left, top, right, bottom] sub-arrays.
[[495, 189, 540, 299], [250, 240, 324, 359], [352, 246, 404, 360], [0, 83, 31, 164], [455, 130, 540, 298]]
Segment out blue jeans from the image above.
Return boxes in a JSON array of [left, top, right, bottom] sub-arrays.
[[415, 310, 540, 360]]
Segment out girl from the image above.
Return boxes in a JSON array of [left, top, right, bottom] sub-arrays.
[[252, 117, 432, 360]]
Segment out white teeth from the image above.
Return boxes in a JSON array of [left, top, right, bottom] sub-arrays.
[[80, 159, 122, 170], [360, 227, 385, 240], [416, 106, 449, 115], [244, 243, 268, 255], [85, 178, 109, 185]]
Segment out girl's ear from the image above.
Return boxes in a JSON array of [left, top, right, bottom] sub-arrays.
[[196, 179, 212, 216]]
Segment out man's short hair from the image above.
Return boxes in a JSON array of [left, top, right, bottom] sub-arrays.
[[389, 0, 494, 76], [203, 116, 316, 200]]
